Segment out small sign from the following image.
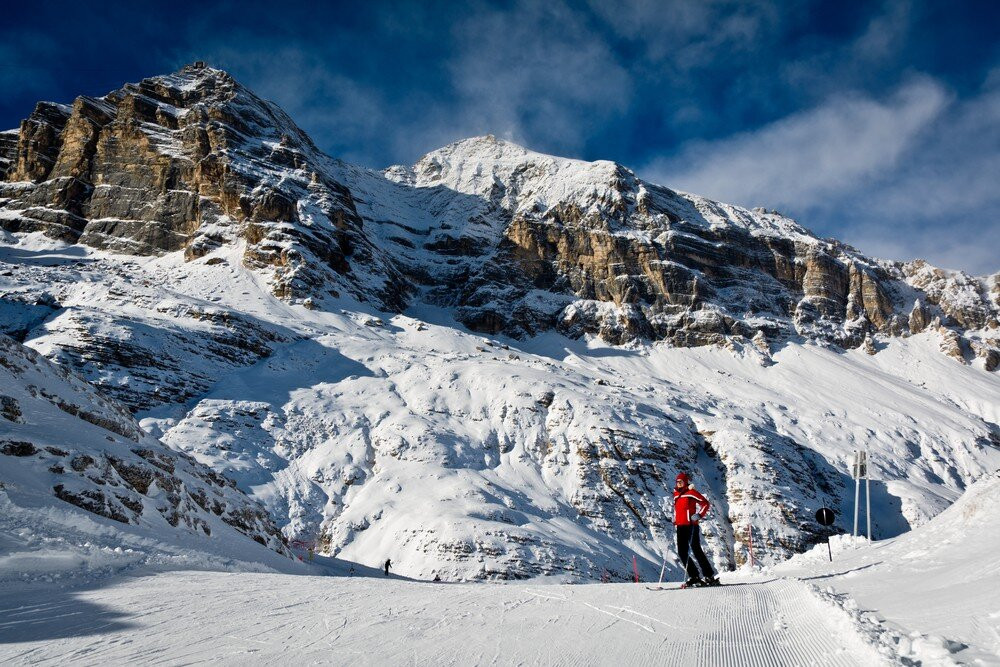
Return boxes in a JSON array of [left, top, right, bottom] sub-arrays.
[[815, 507, 835, 526], [852, 450, 868, 480]]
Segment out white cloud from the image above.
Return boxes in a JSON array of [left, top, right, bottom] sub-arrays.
[[447, 0, 632, 153], [641, 75, 1000, 274], [644, 77, 948, 208], [184, 1, 634, 166], [588, 0, 784, 67]]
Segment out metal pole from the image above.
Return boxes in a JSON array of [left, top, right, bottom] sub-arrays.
[[853, 472, 860, 538], [851, 450, 861, 539], [865, 452, 872, 541]]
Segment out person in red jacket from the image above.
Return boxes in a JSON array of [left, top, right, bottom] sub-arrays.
[[673, 472, 720, 587]]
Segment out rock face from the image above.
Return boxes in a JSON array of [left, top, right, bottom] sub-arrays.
[[380, 136, 997, 358], [3, 68, 996, 365], [0, 64, 406, 311], [0, 333, 290, 552]]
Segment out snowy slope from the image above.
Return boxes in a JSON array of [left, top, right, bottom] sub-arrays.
[[1, 226, 998, 583], [776, 468, 1000, 664], [153, 310, 1000, 581], [4, 473, 999, 664], [0, 332, 299, 585], [0, 570, 892, 666]]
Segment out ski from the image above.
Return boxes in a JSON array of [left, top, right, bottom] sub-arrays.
[[645, 582, 725, 590]]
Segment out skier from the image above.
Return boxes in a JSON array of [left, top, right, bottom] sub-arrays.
[[384, 558, 392, 576], [673, 472, 720, 587]]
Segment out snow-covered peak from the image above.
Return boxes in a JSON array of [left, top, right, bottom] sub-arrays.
[[421, 134, 600, 170], [155, 63, 236, 91], [111, 63, 240, 106], [405, 134, 816, 242], [409, 134, 636, 217], [101, 63, 321, 158]]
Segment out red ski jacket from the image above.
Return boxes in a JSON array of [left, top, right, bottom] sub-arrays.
[[673, 486, 710, 526]]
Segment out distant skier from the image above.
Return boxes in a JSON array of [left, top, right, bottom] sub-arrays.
[[384, 558, 392, 576], [673, 472, 720, 587]]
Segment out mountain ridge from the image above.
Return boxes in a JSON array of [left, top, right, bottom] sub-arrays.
[[1, 64, 996, 354], [2, 64, 998, 580]]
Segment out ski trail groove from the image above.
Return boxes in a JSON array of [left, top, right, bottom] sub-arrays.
[[0, 572, 890, 666]]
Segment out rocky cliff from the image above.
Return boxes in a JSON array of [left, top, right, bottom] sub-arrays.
[[0, 64, 406, 311], [376, 136, 999, 365]]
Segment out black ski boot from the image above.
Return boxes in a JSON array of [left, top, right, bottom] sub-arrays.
[[682, 577, 703, 589], [702, 576, 721, 587]]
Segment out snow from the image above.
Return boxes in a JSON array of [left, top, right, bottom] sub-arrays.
[[775, 468, 1000, 664], [0, 570, 891, 665], [140, 297, 999, 581], [0, 490, 300, 587], [391, 134, 818, 244], [407, 134, 631, 216], [6, 460, 998, 663]]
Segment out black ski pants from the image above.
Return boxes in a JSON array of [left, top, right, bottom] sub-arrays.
[[677, 523, 715, 580]]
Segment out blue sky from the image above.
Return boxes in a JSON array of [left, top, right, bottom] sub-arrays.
[[3, 1, 998, 273]]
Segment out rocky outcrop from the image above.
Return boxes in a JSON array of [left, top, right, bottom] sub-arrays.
[[904, 261, 998, 331], [0, 64, 407, 311], [0, 129, 20, 177], [909, 299, 931, 334], [0, 333, 290, 552], [938, 326, 966, 362], [0, 395, 22, 422], [972, 339, 1000, 371], [398, 136, 984, 354]]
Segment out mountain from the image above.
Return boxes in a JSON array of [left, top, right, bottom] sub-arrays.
[[2, 64, 998, 580], [0, 332, 292, 575]]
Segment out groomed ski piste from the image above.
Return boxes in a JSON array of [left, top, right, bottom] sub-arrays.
[[3, 470, 997, 665]]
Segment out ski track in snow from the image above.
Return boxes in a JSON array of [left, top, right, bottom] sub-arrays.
[[0, 572, 889, 666]]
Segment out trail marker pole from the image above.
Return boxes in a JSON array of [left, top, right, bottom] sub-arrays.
[[852, 457, 860, 538], [866, 468, 872, 541], [851, 450, 871, 542], [632, 555, 640, 583], [747, 524, 755, 568]]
